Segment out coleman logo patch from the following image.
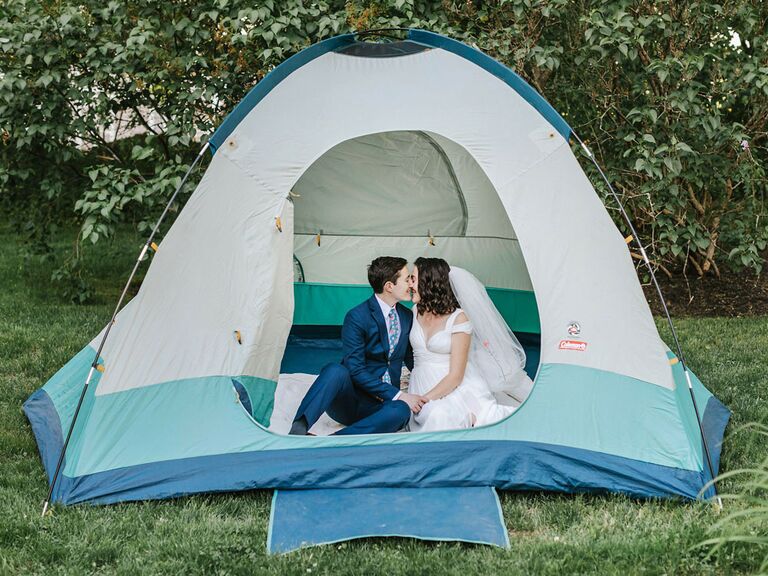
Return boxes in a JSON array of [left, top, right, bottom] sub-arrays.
[[559, 340, 588, 352]]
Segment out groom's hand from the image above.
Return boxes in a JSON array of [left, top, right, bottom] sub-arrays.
[[399, 392, 428, 414]]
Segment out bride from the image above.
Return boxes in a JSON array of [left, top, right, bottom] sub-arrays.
[[408, 257, 534, 432]]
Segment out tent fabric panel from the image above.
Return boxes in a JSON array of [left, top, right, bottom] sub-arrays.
[[209, 29, 571, 152], [293, 129, 519, 241], [66, 376, 274, 477], [23, 388, 63, 483], [701, 395, 730, 484], [487, 363, 700, 470], [221, 48, 567, 205], [209, 33, 356, 150], [63, 364, 698, 479], [407, 30, 571, 140], [28, 361, 716, 502], [40, 344, 102, 434], [53, 439, 706, 506], [28, 344, 103, 489], [293, 131, 467, 237], [293, 283, 374, 325], [503, 143, 674, 389], [293, 282, 540, 333], [670, 356, 731, 479], [248, 362, 691, 471], [294, 235, 534, 292], [232, 375, 277, 427], [488, 287, 541, 335], [94, 154, 294, 396], [425, 131, 517, 239]]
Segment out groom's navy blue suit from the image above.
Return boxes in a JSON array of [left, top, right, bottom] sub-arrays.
[[292, 295, 414, 435]]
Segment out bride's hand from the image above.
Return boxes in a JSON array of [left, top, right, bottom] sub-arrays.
[[399, 392, 429, 414]]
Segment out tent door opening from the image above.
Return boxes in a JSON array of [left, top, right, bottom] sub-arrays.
[[265, 130, 542, 435]]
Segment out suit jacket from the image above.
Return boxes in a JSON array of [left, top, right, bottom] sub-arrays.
[[340, 295, 414, 401]]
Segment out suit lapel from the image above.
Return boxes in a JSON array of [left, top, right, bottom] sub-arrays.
[[368, 296, 389, 353]]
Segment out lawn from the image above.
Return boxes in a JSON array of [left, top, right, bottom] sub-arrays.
[[0, 224, 766, 575]]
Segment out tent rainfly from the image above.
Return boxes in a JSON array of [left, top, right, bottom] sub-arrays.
[[25, 29, 729, 510]]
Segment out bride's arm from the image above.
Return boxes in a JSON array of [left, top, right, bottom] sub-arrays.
[[424, 315, 470, 401]]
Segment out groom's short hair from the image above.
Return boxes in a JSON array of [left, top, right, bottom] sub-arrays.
[[368, 256, 407, 293]]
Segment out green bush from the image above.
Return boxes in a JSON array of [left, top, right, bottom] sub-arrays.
[[1, 0, 766, 299]]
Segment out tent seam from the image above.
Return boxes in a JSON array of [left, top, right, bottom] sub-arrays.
[[494, 139, 569, 193]]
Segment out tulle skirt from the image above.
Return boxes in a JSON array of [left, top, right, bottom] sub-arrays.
[[408, 361, 514, 433]]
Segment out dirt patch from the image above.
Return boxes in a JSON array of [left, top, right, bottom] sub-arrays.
[[642, 271, 768, 317]]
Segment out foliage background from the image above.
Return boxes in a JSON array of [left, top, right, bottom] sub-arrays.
[[0, 0, 766, 299]]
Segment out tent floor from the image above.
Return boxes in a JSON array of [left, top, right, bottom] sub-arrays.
[[268, 326, 541, 436], [280, 326, 541, 378]]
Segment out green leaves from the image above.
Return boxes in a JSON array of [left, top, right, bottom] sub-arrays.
[[0, 0, 766, 293], [566, 0, 767, 276]]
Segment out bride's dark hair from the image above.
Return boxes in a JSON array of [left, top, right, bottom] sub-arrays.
[[414, 257, 459, 316]]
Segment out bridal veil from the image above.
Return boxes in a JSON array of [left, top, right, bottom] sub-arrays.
[[448, 267, 534, 404]]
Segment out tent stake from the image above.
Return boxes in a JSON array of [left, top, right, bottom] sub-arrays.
[[41, 142, 209, 517], [572, 132, 722, 509]]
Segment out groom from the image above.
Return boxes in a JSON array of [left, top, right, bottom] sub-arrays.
[[289, 256, 428, 435]]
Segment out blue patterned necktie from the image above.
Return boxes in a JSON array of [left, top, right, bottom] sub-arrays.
[[382, 307, 400, 385]]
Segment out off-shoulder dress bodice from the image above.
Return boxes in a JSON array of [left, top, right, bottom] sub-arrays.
[[407, 306, 513, 432]]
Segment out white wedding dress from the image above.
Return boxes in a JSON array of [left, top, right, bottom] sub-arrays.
[[408, 306, 515, 432]]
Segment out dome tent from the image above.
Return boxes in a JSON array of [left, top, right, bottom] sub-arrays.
[[25, 29, 729, 509]]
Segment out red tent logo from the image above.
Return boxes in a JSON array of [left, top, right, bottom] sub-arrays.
[[559, 340, 587, 352]]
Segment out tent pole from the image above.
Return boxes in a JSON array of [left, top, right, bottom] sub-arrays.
[[41, 142, 210, 517], [571, 132, 722, 509]]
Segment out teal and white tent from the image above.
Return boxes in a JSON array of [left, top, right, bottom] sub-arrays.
[[25, 29, 728, 507]]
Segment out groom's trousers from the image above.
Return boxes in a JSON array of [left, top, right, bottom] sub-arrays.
[[292, 363, 411, 435]]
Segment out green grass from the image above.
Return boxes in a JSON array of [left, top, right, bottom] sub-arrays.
[[0, 224, 766, 575]]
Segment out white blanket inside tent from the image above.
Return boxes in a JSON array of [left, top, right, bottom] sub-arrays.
[[267, 370, 516, 436], [269, 373, 343, 436]]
